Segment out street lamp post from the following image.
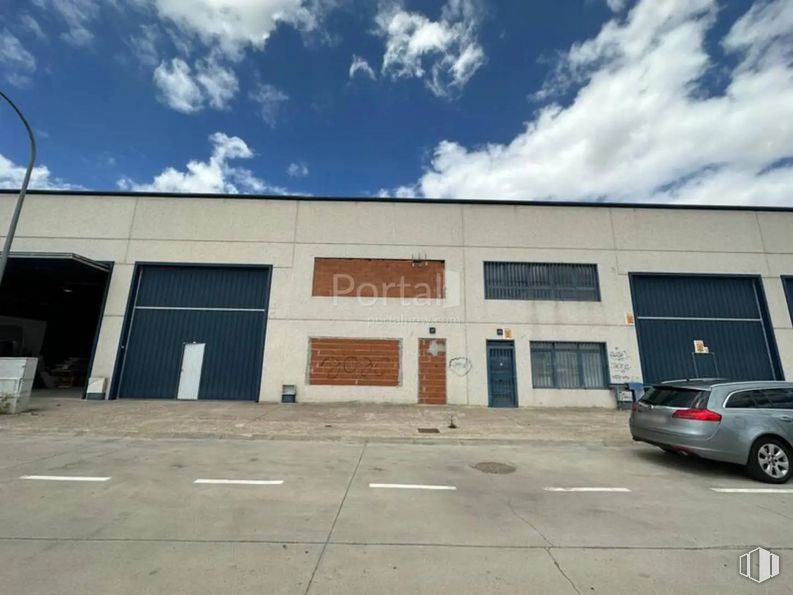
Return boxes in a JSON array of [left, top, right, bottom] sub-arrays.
[[0, 90, 36, 286]]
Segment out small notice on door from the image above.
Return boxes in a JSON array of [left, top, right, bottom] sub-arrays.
[[693, 340, 709, 354]]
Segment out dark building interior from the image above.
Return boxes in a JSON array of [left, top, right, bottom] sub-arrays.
[[0, 254, 110, 394]]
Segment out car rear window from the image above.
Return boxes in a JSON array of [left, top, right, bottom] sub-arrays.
[[766, 388, 793, 410], [642, 387, 709, 408], [725, 388, 793, 409], [725, 390, 765, 408]]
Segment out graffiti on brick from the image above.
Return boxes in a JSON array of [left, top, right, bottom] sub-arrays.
[[317, 356, 385, 379], [449, 356, 472, 376]]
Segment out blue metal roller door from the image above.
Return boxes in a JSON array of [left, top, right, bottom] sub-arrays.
[[115, 264, 271, 400], [630, 274, 782, 385]]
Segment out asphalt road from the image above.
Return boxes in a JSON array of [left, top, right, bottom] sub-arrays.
[[0, 434, 790, 594]]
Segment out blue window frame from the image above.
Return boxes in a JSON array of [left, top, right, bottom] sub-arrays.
[[530, 342, 609, 389], [484, 262, 600, 301]]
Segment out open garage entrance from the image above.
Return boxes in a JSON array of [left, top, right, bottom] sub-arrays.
[[0, 253, 112, 397], [112, 264, 271, 401], [631, 274, 783, 385]]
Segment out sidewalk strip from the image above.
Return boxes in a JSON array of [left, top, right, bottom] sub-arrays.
[[369, 483, 457, 491], [711, 488, 793, 494], [20, 475, 111, 482], [194, 479, 284, 486], [544, 487, 631, 492]]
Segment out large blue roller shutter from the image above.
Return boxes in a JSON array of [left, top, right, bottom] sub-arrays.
[[630, 275, 782, 385], [115, 264, 270, 400]]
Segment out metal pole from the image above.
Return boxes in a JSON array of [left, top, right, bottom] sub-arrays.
[[0, 90, 36, 286]]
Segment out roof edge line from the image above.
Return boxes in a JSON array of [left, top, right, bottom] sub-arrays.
[[0, 189, 791, 213]]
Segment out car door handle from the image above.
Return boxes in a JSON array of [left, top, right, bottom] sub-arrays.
[[779, 415, 793, 422]]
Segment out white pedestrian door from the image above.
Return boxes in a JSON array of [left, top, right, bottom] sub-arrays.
[[177, 343, 205, 400]]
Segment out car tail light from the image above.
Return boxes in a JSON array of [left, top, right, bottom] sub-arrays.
[[672, 408, 722, 422]]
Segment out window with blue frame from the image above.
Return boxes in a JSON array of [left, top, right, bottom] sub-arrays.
[[530, 342, 609, 389], [484, 262, 600, 301]]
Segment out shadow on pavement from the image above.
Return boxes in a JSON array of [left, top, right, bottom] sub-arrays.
[[632, 447, 748, 481]]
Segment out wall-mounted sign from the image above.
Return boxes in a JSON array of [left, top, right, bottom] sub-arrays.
[[693, 340, 709, 354], [504, 328, 513, 339], [625, 313, 635, 326]]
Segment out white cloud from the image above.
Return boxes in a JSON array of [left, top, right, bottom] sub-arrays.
[[287, 161, 309, 177], [0, 153, 78, 190], [723, 0, 793, 70], [349, 54, 376, 79], [153, 58, 204, 113], [194, 57, 239, 109], [22, 1, 335, 113], [128, 24, 161, 68], [153, 57, 239, 113], [33, 0, 100, 46], [118, 132, 289, 194], [0, 29, 36, 87], [376, 0, 485, 97], [606, 0, 627, 12], [249, 84, 289, 126], [145, 0, 328, 60], [135, 1, 336, 113], [19, 14, 46, 40], [395, 0, 793, 207]]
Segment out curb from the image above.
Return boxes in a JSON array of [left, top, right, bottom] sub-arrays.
[[0, 427, 635, 447]]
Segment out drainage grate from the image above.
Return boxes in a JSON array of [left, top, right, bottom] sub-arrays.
[[472, 462, 516, 474], [417, 428, 440, 434]]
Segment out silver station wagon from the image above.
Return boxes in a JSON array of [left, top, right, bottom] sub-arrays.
[[630, 380, 793, 483]]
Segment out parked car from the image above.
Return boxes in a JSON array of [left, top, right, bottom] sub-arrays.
[[630, 380, 793, 483]]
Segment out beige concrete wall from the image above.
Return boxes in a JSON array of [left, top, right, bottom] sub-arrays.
[[2, 193, 793, 408]]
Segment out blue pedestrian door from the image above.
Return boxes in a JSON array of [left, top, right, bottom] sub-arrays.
[[487, 340, 518, 408]]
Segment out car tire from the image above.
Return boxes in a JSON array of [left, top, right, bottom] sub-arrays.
[[747, 437, 792, 484]]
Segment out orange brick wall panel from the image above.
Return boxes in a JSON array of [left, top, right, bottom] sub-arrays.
[[309, 338, 400, 386], [312, 258, 445, 298], [418, 338, 447, 405]]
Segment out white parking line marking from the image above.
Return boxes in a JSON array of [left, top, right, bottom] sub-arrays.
[[711, 488, 793, 494], [194, 479, 284, 485], [369, 483, 457, 491], [20, 475, 111, 482], [544, 487, 631, 492]]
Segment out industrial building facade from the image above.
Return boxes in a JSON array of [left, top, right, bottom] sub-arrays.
[[1, 190, 792, 408]]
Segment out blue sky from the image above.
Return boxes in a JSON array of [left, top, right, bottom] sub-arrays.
[[0, 0, 791, 206]]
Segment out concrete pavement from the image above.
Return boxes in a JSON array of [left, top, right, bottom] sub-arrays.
[[0, 433, 790, 594], [1, 396, 632, 445]]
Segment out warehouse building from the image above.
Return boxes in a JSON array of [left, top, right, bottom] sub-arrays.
[[1, 190, 792, 408]]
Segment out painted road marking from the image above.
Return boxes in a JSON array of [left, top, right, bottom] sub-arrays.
[[711, 488, 793, 494], [544, 487, 631, 492], [194, 479, 284, 486], [369, 483, 457, 491], [20, 475, 111, 482]]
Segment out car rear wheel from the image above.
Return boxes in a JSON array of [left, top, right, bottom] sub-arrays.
[[747, 438, 792, 483]]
